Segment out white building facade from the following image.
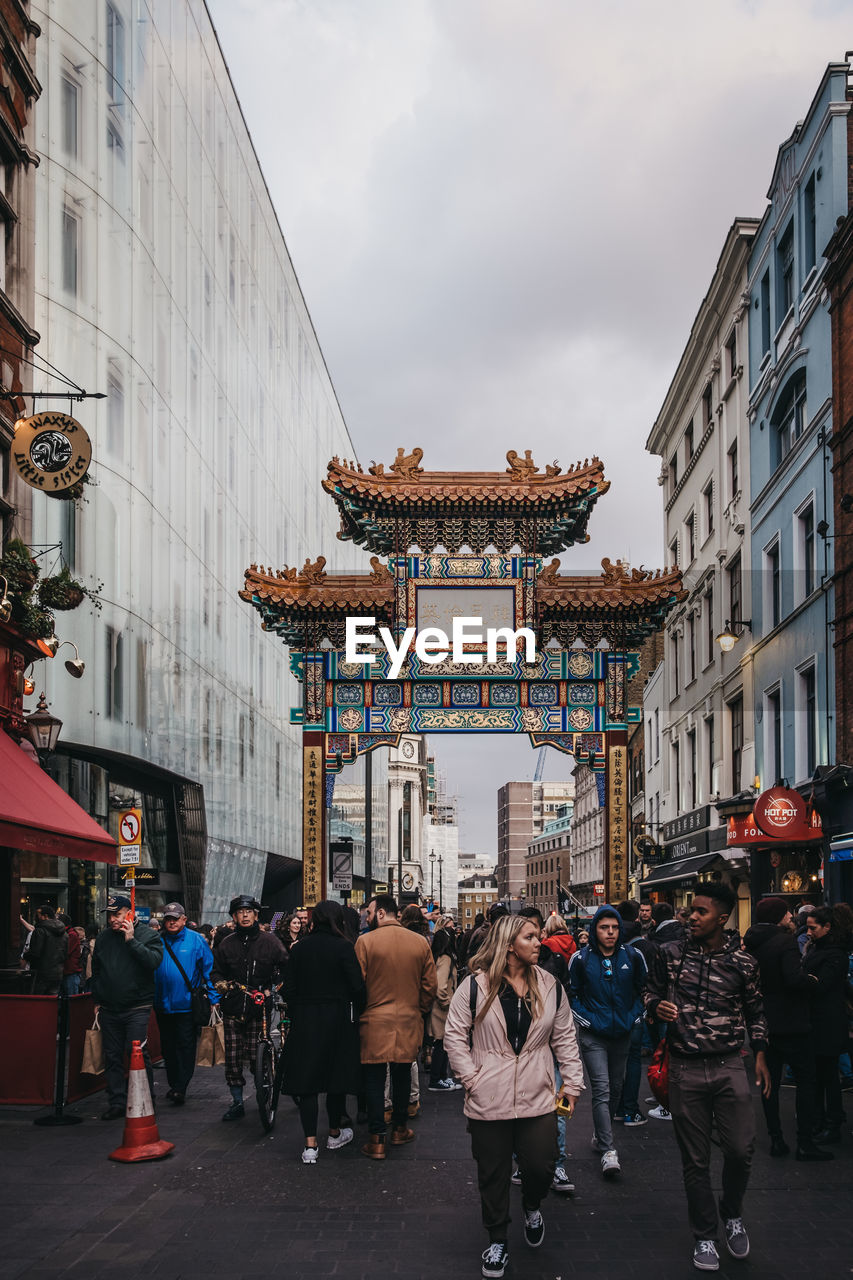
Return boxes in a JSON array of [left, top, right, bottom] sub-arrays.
[[29, 0, 359, 920]]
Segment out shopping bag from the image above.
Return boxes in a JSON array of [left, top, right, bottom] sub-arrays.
[[196, 1006, 225, 1067], [81, 1011, 104, 1075], [647, 1036, 670, 1107]]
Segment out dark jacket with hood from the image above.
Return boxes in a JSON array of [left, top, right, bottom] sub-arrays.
[[536, 942, 570, 995], [28, 917, 68, 984], [742, 922, 815, 1036], [91, 920, 163, 1009], [650, 918, 685, 948], [645, 932, 768, 1058], [802, 934, 850, 1056], [568, 905, 647, 1037]]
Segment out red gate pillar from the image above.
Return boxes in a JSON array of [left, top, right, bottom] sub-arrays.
[[302, 732, 326, 908], [605, 730, 629, 903]]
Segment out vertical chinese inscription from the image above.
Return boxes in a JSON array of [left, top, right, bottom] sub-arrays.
[[303, 740, 324, 907], [607, 743, 628, 902]]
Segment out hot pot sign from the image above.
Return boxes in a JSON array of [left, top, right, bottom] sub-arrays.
[[12, 412, 92, 495]]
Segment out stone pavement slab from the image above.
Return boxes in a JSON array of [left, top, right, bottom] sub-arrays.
[[0, 1061, 850, 1279]]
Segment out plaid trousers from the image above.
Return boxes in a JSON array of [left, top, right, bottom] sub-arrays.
[[223, 1016, 262, 1087]]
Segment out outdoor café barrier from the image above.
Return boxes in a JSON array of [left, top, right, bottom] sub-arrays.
[[0, 990, 164, 1121]]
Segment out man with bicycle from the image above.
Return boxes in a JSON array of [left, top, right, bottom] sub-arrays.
[[212, 894, 288, 1121]]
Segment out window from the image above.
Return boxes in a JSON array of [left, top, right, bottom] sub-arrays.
[[684, 420, 694, 461], [726, 331, 737, 381], [672, 630, 680, 695], [704, 481, 714, 538], [765, 540, 780, 629], [107, 367, 124, 456], [704, 585, 714, 664], [804, 174, 816, 276], [760, 270, 771, 355], [728, 553, 742, 625], [799, 503, 815, 598], [729, 441, 739, 496], [105, 625, 124, 720], [669, 537, 678, 569], [772, 372, 807, 466], [60, 500, 76, 572], [777, 221, 794, 319], [706, 716, 715, 795], [766, 688, 782, 783], [654, 708, 660, 761], [688, 614, 696, 683], [672, 740, 681, 812], [703, 384, 713, 429], [669, 453, 678, 492], [61, 76, 79, 158], [685, 511, 695, 563], [730, 696, 743, 793], [62, 208, 78, 295], [799, 664, 817, 777], [106, 2, 126, 106], [687, 729, 697, 808]]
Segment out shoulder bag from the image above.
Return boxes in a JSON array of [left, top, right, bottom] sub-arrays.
[[163, 935, 211, 1027]]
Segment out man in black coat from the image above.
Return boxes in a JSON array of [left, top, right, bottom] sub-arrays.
[[212, 894, 288, 1121], [743, 896, 831, 1161], [27, 906, 68, 994]]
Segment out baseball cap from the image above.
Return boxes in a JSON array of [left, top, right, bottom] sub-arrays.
[[102, 894, 132, 912], [162, 902, 186, 919]]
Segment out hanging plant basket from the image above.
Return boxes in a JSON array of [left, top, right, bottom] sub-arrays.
[[13, 598, 54, 639], [0, 538, 39, 595], [39, 567, 86, 611]]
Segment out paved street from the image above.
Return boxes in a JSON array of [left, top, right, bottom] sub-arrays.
[[1, 1061, 850, 1280]]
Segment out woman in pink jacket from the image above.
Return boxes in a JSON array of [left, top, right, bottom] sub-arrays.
[[445, 915, 584, 1280]]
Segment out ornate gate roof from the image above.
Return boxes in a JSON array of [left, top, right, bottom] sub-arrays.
[[322, 449, 610, 554]]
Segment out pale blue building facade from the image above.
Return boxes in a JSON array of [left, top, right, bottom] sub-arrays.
[[746, 63, 850, 795]]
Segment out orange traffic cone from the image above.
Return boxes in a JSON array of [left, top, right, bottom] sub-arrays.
[[109, 1039, 175, 1163]]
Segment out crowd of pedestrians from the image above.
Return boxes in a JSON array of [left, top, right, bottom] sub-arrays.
[[17, 885, 853, 1277]]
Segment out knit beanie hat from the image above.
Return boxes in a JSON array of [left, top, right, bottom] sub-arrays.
[[754, 896, 789, 925]]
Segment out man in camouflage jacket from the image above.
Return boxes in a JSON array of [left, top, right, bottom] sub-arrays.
[[645, 881, 770, 1273]]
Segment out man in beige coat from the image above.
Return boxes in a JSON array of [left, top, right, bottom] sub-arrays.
[[355, 893, 437, 1159]]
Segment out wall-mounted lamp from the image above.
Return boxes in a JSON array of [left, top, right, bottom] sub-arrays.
[[22, 663, 35, 697], [715, 617, 752, 653], [56, 640, 85, 678], [36, 633, 60, 658], [0, 575, 12, 624]]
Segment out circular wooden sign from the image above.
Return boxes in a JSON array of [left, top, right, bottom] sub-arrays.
[[12, 412, 92, 495]]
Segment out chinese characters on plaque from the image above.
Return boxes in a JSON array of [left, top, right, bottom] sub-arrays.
[[608, 744, 628, 902], [303, 743, 323, 907]]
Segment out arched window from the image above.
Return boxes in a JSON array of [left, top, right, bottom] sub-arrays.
[[770, 371, 807, 468]]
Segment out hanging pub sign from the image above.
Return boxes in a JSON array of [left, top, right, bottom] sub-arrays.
[[727, 786, 822, 847], [12, 412, 91, 496]]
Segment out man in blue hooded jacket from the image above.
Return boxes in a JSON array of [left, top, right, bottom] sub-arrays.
[[154, 903, 219, 1104], [568, 905, 646, 1178]]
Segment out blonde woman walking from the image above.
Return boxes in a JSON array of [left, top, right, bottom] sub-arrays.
[[445, 915, 584, 1279]]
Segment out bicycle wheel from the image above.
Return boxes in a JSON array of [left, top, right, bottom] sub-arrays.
[[255, 1038, 277, 1132]]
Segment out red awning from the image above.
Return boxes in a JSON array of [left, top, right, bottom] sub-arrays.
[[0, 730, 116, 863]]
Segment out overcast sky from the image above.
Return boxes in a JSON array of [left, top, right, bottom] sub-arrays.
[[207, 0, 852, 857]]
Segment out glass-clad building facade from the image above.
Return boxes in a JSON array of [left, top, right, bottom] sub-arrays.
[[27, 0, 361, 920]]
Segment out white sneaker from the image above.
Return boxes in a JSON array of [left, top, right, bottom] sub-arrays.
[[326, 1127, 353, 1150], [648, 1105, 672, 1120], [601, 1149, 621, 1177], [551, 1165, 575, 1193], [301, 1146, 318, 1164]]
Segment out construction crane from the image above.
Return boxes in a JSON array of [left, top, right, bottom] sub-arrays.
[[533, 745, 546, 782]]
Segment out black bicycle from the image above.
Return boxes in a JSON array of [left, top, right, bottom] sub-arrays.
[[254, 992, 290, 1132]]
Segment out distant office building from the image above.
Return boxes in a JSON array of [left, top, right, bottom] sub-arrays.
[[525, 802, 572, 916], [497, 779, 574, 905], [458, 871, 497, 925], [569, 764, 605, 908]]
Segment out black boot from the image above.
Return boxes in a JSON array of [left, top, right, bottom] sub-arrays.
[[811, 1127, 842, 1145], [795, 1141, 834, 1161], [769, 1136, 790, 1157], [222, 1099, 245, 1121]]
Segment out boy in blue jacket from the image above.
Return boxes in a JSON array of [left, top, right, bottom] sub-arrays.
[[568, 904, 646, 1178]]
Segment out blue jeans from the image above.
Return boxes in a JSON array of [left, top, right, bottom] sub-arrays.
[[63, 973, 81, 997], [617, 1020, 643, 1115], [578, 1027, 631, 1152]]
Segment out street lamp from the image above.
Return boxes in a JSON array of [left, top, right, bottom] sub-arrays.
[[25, 692, 63, 765], [715, 617, 752, 653], [429, 850, 436, 905]]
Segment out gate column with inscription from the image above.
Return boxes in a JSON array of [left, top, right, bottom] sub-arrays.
[[302, 732, 325, 908]]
